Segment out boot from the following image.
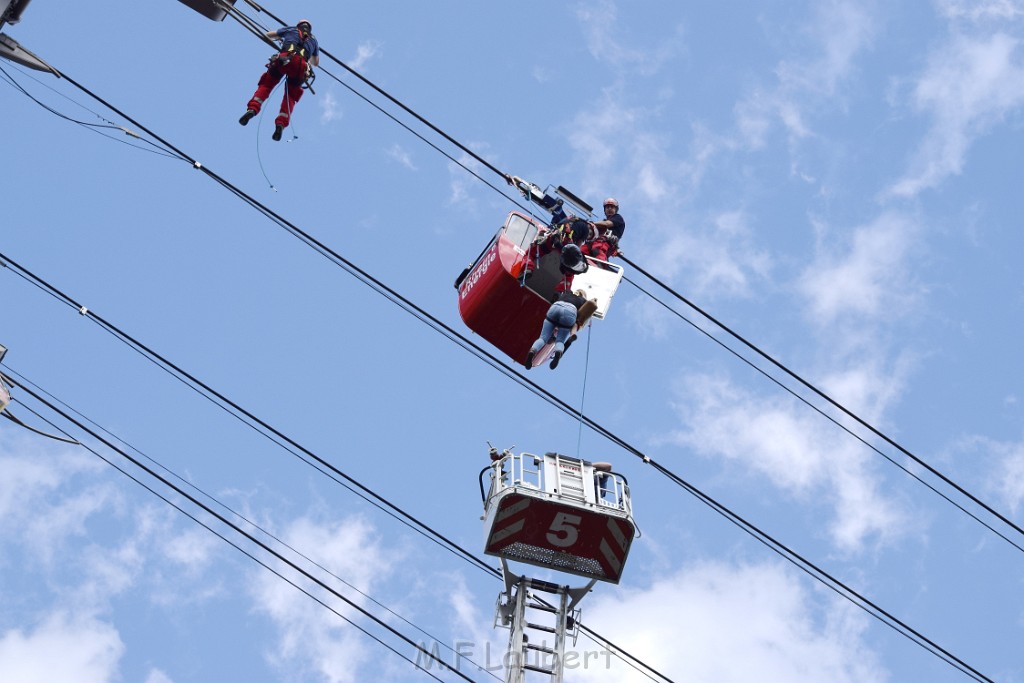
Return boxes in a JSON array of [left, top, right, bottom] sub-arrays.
[[524, 350, 535, 370], [239, 109, 256, 126], [272, 125, 284, 141], [549, 350, 563, 370]]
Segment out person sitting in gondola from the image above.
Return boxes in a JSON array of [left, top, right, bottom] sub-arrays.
[[523, 216, 590, 281], [582, 197, 626, 261], [553, 242, 588, 294], [524, 288, 594, 370]]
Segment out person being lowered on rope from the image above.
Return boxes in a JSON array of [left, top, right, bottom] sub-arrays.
[[524, 288, 597, 371], [582, 197, 626, 261], [238, 19, 320, 141]]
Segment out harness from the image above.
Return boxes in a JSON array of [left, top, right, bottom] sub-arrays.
[[269, 31, 317, 91], [281, 42, 310, 60]]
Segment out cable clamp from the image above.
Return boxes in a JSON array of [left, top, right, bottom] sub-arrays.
[[193, 161, 202, 169], [79, 306, 88, 315], [642, 456, 651, 464]]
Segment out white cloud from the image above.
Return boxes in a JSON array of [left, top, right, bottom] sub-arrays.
[[575, 0, 683, 75], [439, 573, 506, 676], [319, 91, 342, 123], [162, 525, 219, 574], [0, 442, 119, 568], [532, 65, 553, 83], [579, 561, 886, 682], [936, 0, 1024, 22], [348, 41, 381, 72], [251, 514, 405, 683], [689, 210, 773, 298], [0, 612, 124, 683], [668, 374, 911, 552], [954, 435, 1024, 513], [640, 208, 773, 302], [992, 438, 1024, 513], [887, 31, 1024, 197], [735, 0, 876, 148], [144, 669, 174, 683], [447, 146, 497, 211], [386, 143, 417, 171], [798, 212, 921, 327]]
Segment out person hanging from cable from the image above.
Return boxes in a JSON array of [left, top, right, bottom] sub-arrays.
[[582, 197, 626, 261], [238, 19, 319, 141], [524, 288, 596, 371]]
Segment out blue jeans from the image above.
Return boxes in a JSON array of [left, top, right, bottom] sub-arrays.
[[529, 301, 577, 355]]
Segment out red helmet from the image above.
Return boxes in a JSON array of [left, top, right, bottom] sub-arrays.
[[297, 19, 312, 33], [603, 197, 619, 209]]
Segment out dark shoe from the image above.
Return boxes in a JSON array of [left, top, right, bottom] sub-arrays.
[[272, 125, 284, 141], [549, 350, 562, 370], [524, 350, 535, 370], [563, 334, 577, 351], [239, 109, 256, 126]]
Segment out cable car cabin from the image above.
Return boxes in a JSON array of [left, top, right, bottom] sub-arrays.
[[481, 450, 635, 584], [456, 211, 624, 367]]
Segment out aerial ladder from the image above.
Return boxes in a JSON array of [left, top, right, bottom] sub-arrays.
[[480, 447, 636, 682]]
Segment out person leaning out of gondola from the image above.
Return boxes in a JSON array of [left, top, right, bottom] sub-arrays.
[[582, 197, 625, 261], [524, 288, 596, 371]]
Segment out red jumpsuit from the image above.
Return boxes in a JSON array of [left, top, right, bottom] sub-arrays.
[[247, 53, 309, 128], [581, 238, 614, 261]]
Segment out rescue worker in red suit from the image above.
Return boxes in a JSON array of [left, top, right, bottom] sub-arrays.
[[583, 198, 626, 260], [239, 20, 320, 141]]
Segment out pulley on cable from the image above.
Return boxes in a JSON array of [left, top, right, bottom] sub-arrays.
[[454, 176, 624, 369], [0, 0, 58, 73], [175, 0, 236, 22]]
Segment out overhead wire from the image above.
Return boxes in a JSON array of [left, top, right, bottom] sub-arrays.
[[0, 245, 673, 683], [279, 2, 1024, 559], [0, 237, 991, 680], [4, 39, 999, 677], [221, 2, 533, 209], [236, 0, 1024, 554], [620, 272, 1024, 554], [0, 251, 498, 576], [0, 62, 178, 159], [1, 366, 504, 682], [2, 21, 1000, 682], [620, 256, 1024, 548], [2, 370, 481, 683]]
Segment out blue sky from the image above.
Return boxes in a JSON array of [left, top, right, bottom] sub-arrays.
[[2, 1, 1023, 681]]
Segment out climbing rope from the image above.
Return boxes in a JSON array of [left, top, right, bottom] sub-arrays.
[[575, 325, 592, 458], [254, 81, 283, 190]]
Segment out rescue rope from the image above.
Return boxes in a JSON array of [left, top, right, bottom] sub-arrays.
[[254, 81, 284, 191], [575, 325, 592, 458], [281, 81, 300, 143]]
